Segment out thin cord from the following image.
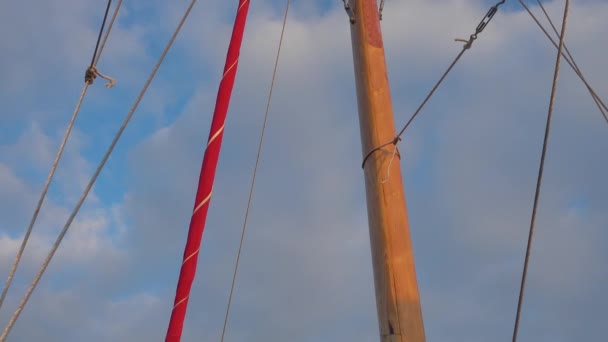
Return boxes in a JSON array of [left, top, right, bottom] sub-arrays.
[[219, 1, 290, 340], [396, 47, 467, 140], [0, 0, 122, 312], [518, 0, 608, 124], [361, 47, 467, 169], [512, 1, 570, 341], [534, 0, 608, 122], [396, 0, 506, 140], [361, 0, 507, 169], [536, 0, 582, 75], [0, 1, 196, 340]]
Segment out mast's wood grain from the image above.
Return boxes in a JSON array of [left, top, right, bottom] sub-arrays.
[[348, 1, 426, 340]]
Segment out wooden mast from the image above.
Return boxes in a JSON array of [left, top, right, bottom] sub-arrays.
[[345, 0, 425, 341]]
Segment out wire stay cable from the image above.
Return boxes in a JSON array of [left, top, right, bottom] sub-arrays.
[[219, 2, 290, 340], [512, 1, 570, 341], [518, 0, 608, 124], [536, 0, 608, 120], [0, 0, 121, 312], [362, 0, 506, 168], [0, 1, 196, 340]]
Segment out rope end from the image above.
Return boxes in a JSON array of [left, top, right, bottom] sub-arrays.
[[84, 65, 116, 88], [104, 78, 116, 88]]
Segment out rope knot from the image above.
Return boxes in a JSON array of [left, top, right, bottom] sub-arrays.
[[84, 65, 116, 88], [454, 36, 475, 50], [85, 66, 97, 84]]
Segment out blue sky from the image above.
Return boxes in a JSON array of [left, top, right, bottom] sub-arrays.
[[1, 0, 607, 341]]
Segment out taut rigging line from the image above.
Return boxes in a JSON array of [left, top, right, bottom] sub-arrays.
[[361, 0, 507, 169], [518, 0, 608, 125], [0, 0, 196, 340], [512, 0, 571, 341], [0, 0, 122, 312], [220, 1, 291, 340]]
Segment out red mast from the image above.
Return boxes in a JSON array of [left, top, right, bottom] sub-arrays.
[[165, 1, 251, 340]]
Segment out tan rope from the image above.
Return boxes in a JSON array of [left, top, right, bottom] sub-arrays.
[[88, 65, 116, 88], [220, 1, 290, 340], [518, 0, 608, 124], [0, 0, 122, 313], [512, 0, 570, 340], [0, 0, 196, 340], [534, 0, 608, 121]]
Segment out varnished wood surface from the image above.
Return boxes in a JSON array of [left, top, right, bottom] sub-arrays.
[[348, 0, 426, 341]]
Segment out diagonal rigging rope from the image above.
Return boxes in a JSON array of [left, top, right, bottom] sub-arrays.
[[534, 0, 608, 120], [518, 0, 608, 125], [0, 0, 196, 340], [511, 1, 570, 341], [89, 0, 113, 68], [362, 0, 506, 169], [219, 1, 290, 340], [94, 0, 124, 66], [0, 0, 122, 312]]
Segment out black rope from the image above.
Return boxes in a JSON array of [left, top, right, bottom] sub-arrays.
[[362, 137, 400, 168], [362, 0, 507, 168], [512, 1, 570, 341], [91, 0, 112, 67], [86, 0, 112, 84]]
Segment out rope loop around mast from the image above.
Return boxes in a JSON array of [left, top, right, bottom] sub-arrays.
[[361, 136, 401, 169]]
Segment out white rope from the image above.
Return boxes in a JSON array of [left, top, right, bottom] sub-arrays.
[[89, 65, 116, 88], [0, 0, 122, 312], [381, 145, 399, 184], [0, 0, 196, 339]]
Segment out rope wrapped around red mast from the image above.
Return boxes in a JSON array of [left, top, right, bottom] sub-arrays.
[[165, 0, 251, 340]]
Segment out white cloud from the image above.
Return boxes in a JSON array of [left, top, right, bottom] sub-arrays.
[[1, 0, 607, 341]]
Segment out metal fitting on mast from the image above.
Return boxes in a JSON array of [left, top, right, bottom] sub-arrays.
[[342, 0, 355, 24]]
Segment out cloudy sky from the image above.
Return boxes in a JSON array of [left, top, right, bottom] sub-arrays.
[[1, 0, 607, 341]]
